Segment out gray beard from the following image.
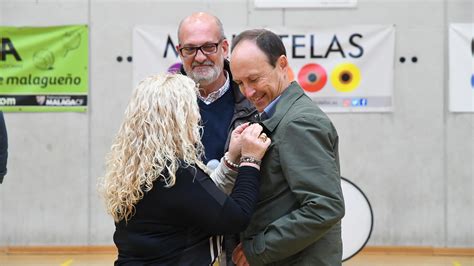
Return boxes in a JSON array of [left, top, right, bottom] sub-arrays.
[[189, 69, 219, 86]]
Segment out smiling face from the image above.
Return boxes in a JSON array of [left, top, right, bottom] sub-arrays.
[[230, 40, 289, 112], [177, 13, 229, 88]]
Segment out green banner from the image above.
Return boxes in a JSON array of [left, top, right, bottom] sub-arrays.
[[0, 25, 88, 112]]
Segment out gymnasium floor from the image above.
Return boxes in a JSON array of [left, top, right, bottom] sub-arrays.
[[0, 252, 473, 266]]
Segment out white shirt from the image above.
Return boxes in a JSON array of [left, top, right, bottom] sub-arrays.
[[198, 71, 231, 105]]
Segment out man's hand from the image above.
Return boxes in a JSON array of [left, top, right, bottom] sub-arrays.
[[232, 243, 249, 266]]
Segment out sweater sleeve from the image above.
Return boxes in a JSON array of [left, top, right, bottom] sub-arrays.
[[174, 166, 261, 235], [210, 157, 238, 195]]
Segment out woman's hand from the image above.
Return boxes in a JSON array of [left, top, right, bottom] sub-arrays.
[[227, 122, 251, 163], [240, 123, 271, 161]]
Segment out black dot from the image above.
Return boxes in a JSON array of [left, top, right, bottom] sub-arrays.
[[341, 72, 351, 83], [400, 57, 406, 63], [308, 73, 317, 82], [117, 56, 123, 62], [411, 57, 418, 63], [127, 56, 133, 62]]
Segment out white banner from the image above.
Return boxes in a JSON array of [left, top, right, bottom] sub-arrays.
[[133, 25, 395, 113], [449, 24, 474, 112]]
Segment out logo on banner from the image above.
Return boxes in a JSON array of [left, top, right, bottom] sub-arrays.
[[298, 63, 327, 92], [298, 62, 362, 93], [36, 95, 46, 105], [330, 62, 361, 93], [349, 98, 368, 107], [33, 49, 55, 70], [286, 32, 364, 94], [63, 30, 82, 57]]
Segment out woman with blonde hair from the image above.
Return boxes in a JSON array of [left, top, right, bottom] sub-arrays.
[[99, 73, 270, 265]]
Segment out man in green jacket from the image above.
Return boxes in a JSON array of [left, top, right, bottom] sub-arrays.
[[230, 29, 345, 266]]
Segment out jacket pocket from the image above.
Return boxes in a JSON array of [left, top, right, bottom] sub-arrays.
[[253, 231, 266, 255]]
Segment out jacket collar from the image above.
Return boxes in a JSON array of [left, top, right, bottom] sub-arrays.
[[262, 81, 304, 133]]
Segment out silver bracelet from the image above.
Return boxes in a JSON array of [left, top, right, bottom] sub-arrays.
[[224, 152, 239, 169], [239, 156, 261, 166]]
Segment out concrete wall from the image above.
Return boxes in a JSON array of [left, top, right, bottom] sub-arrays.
[[0, 0, 472, 248]]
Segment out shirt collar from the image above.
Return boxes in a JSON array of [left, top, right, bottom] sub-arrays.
[[198, 71, 231, 105], [262, 95, 281, 119]]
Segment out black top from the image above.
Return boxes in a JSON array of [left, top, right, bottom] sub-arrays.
[[113, 164, 261, 265]]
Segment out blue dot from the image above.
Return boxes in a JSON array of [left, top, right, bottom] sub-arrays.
[[471, 74, 474, 88]]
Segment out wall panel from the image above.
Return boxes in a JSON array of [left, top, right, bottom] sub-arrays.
[[0, 0, 472, 248]]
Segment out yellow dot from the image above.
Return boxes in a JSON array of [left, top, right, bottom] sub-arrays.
[[330, 62, 361, 93]]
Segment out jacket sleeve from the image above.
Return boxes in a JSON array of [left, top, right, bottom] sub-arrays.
[[0, 112, 8, 184], [243, 116, 345, 265]]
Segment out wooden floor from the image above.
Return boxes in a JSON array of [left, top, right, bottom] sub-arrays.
[[345, 253, 473, 266], [0, 254, 474, 266], [0, 252, 473, 266]]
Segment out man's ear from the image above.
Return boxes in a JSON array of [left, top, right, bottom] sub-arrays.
[[176, 45, 182, 59], [221, 39, 230, 58], [278, 55, 288, 70]]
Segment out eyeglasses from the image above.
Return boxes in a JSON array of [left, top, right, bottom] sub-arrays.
[[178, 41, 221, 58]]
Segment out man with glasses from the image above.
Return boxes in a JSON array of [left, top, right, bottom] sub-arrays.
[[177, 12, 258, 266], [177, 12, 257, 167]]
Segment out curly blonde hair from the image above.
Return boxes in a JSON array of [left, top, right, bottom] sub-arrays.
[[99, 73, 207, 222]]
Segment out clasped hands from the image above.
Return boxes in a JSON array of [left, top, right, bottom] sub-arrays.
[[226, 123, 271, 167]]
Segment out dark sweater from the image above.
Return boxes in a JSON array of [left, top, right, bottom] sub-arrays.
[[199, 88, 235, 164], [113, 165, 260, 265]]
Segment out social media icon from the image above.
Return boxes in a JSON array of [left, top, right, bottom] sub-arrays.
[[343, 99, 351, 107]]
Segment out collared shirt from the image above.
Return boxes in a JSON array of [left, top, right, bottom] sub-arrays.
[[260, 95, 281, 120], [198, 71, 231, 105]]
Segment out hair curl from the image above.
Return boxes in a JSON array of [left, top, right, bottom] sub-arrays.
[[98, 73, 207, 222]]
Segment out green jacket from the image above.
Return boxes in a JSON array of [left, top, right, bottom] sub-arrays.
[[241, 82, 345, 266]]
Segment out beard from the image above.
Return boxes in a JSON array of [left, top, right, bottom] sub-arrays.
[[185, 59, 223, 86]]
